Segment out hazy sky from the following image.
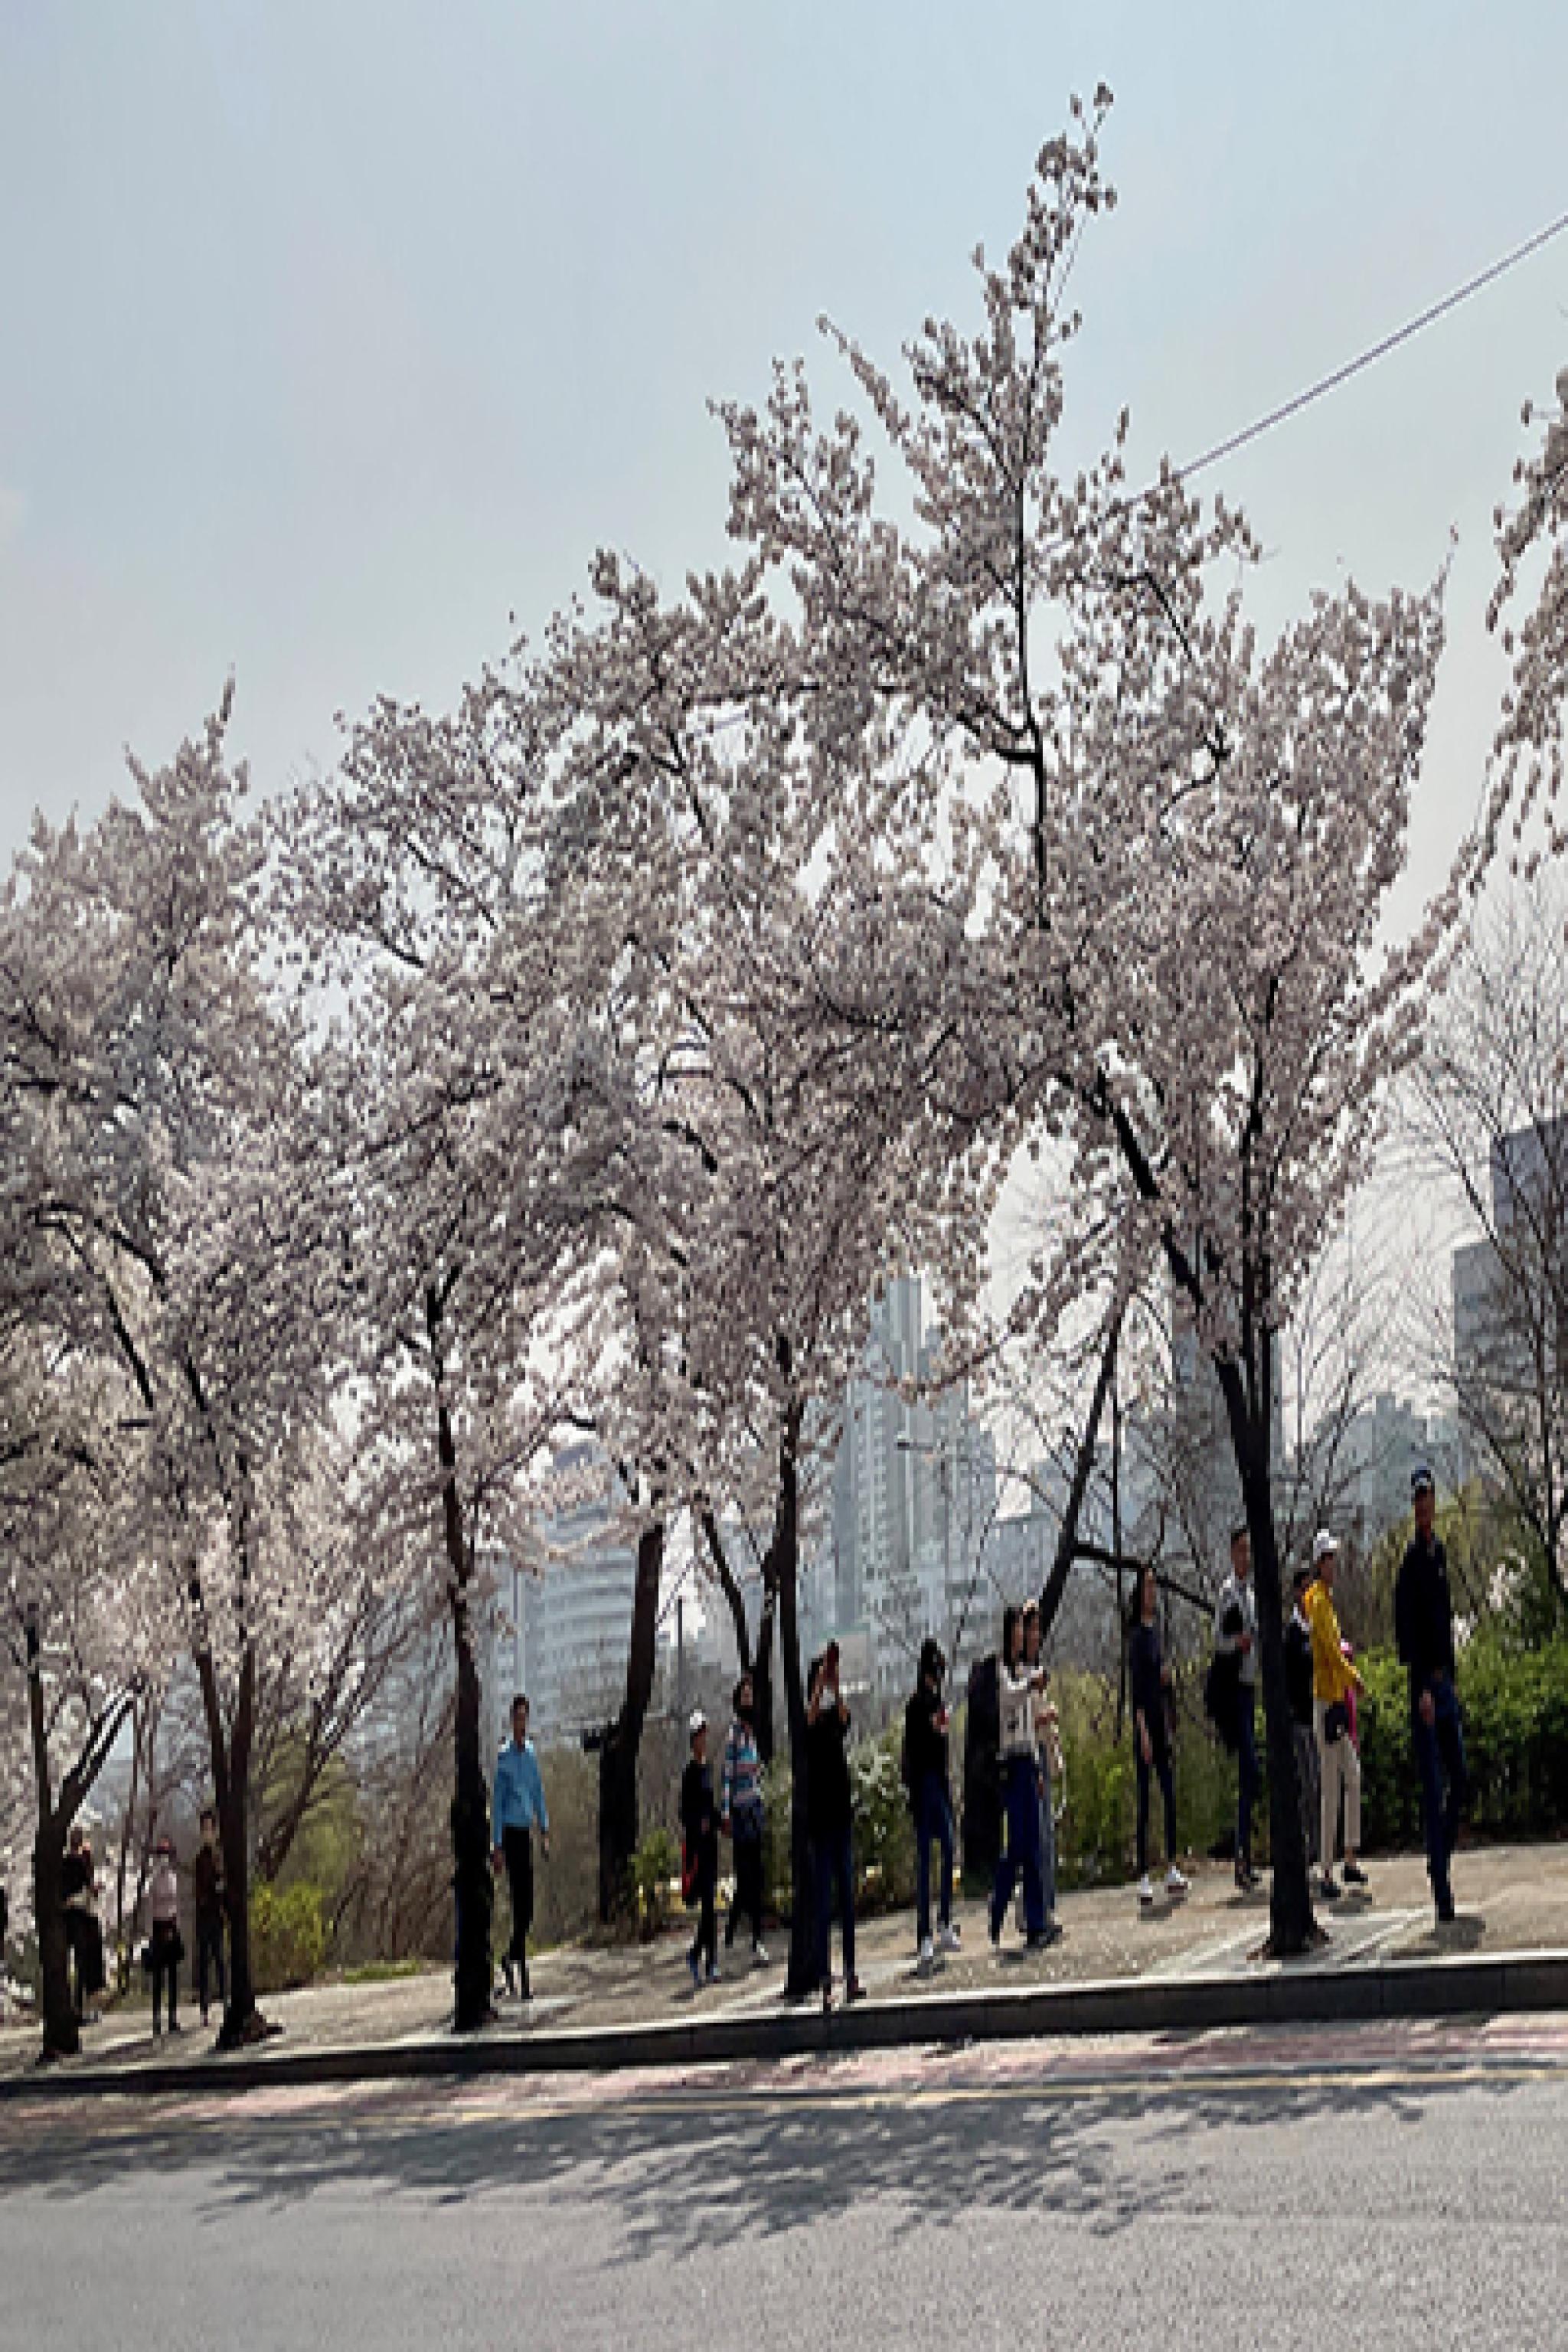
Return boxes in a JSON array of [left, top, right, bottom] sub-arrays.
[[2, 1, 1566, 897]]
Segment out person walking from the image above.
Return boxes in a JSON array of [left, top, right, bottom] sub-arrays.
[[192, 1807, 226, 2028], [1396, 1465, 1467, 1924], [905, 1638, 960, 1974], [1285, 1561, 1321, 1872], [681, 1708, 720, 1990], [806, 1641, 861, 2010], [720, 1674, 768, 1967], [1130, 1565, 1188, 1911], [491, 1693, 550, 2001], [1306, 1530, 1367, 1900], [148, 1835, 182, 2037], [1023, 1603, 1063, 1942], [989, 1606, 1050, 1948], [1214, 1524, 1261, 1890]]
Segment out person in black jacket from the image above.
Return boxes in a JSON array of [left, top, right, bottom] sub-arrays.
[[1285, 1562, 1321, 1870], [905, 1638, 958, 1974], [1129, 1566, 1187, 1910], [807, 1642, 861, 2011], [681, 1710, 720, 1990], [1396, 1466, 1467, 1923]]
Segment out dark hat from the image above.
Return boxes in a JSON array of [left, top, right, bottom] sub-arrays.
[[1411, 1463, 1435, 1498]]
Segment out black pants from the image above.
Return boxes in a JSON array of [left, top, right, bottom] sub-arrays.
[[725, 1829, 764, 1949], [690, 1860, 718, 1975], [1135, 1729, 1178, 1877], [502, 1828, 534, 1973], [195, 1913, 226, 2017], [151, 1925, 179, 2029]]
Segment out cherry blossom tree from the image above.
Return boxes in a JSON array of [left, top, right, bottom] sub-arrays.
[[1490, 362, 1568, 858], [286, 657, 619, 2028], [708, 92, 1514, 1955], [2, 702, 352, 2043]]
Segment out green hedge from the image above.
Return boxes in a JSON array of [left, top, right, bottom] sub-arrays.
[[1358, 1630, 1568, 1850]]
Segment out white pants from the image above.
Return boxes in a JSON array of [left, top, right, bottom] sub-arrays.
[[1316, 1700, 1361, 1867]]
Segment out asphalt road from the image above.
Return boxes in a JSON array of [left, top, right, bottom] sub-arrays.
[[2, 2017, 1566, 2351]]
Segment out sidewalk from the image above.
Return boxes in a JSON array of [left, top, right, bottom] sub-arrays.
[[5, 1839, 1566, 2097]]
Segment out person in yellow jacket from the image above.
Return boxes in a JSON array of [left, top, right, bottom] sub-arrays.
[[1307, 1530, 1369, 1900]]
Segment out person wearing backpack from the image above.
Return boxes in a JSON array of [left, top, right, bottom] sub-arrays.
[[1286, 1560, 1321, 1870], [904, 1638, 959, 1975], [807, 1642, 861, 2010], [1213, 1524, 1261, 1891]]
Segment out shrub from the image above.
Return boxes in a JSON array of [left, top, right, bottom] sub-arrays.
[[250, 1880, 327, 1992], [630, 1827, 681, 1942]]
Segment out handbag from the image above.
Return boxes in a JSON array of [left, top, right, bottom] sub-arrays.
[[1324, 1700, 1350, 1746]]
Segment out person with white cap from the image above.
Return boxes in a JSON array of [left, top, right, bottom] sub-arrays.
[[1306, 1531, 1367, 1900], [680, 1708, 720, 1990]]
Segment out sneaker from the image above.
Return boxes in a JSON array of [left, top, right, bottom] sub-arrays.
[[751, 1941, 769, 1968], [1318, 1873, 1343, 1902], [168, 2020, 182, 2035], [1027, 1919, 1062, 1950], [844, 1975, 865, 2005], [1235, 1861, 1259, 1893], [821, 1979, 833, 2014], [705, 1961, 720, 1984], [1436, 1889, 1456, 1926], [687, 1950, 701, 1991], [1165, 1865, 1189, 1900], [938, 1922, 962, 1953], [1343, 1860, 1369, 1888], [917, 1937, 936, 1976], [988, 1904, 1002, 1949], [501, 1955, 517, 1999], [1138, 1874, 1155, 1908]]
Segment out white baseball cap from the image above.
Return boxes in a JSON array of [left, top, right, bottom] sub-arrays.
[[688, 1707, 707, 1736], [1311, 1529, 1339, 1566]]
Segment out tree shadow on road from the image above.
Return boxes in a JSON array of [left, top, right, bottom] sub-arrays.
[[0, 2032, 1552, 2256]]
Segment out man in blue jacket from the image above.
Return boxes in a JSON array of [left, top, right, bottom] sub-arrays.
[[492, 1694, 550, 1998]]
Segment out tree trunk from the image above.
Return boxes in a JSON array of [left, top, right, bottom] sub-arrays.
[[192, 1631, 266, 2049], [597, 1520, 665, 1927], [449, 1598, 493, 2032], [701, 1506, 776, 1765], [772, 1400, 816, 2000], [1037, 1308, 1123, 1641], [1216, 1355, 1315, 1957], [425, 1282, 494, 2034], [32, 1815, 76, 2063]]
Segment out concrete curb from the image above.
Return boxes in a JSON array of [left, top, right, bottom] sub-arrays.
[[5, 1946, 1567, 2103]]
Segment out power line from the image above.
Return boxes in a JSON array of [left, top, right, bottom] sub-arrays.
[[1157, 204, 1568, 496]]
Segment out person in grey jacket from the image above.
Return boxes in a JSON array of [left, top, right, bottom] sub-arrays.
[[1214, 1524, 1260, 1890]]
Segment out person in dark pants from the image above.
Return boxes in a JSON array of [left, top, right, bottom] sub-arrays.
[[192, 1807, 226, 2027], [681, 1709, 720, 1989], [807, 1641, 860, 2011], [1396, 1465, 1467, 1924], [491, 1694, 550, 2000], [1286, 1561, 1321, 1871], [905, 1638, 959, 1973], [148, 1835, 181, 2036], [1214, 1524, 1261, 1890], [721, 1674, 768, 1966], [989, 1606, 1050, 1949], [1130, 1566, 1187, 1910]]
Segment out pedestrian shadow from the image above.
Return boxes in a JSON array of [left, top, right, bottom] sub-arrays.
[[0, 2028, 1550, 2254]]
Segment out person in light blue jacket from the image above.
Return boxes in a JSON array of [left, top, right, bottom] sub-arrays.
[[492, 1694, 550, 1998]]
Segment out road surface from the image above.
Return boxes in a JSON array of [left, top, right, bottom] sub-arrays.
[[2, 2015, 1565, 2350]]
